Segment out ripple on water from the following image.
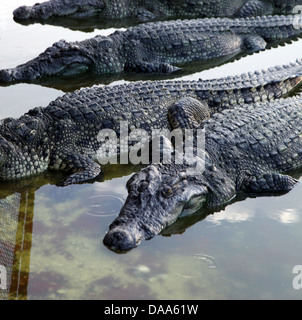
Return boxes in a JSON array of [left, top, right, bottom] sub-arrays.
[[85, 194, 125, 217], [169, 252, 217, 280], [193, 253, 217, 269]]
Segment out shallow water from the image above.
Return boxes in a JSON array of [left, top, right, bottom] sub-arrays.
[[1, 0, 302, 300]]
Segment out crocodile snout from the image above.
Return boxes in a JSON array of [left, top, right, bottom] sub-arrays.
[[0, 70, 13, 83], [13, 6, 31, 20], [103, 228, 140, 252]]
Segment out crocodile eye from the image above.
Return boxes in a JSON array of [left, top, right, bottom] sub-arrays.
[[161, 188, 173, 198], [138, 181, 149, 192]]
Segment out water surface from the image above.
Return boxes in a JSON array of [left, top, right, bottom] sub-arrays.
[[1, 0, 302, 300]]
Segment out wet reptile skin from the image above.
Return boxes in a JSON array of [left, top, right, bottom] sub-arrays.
[[104, 95, 302, 251], [1, 14, 302, 83], [0, 59, 302, 185], [12, 0, 302, 22]]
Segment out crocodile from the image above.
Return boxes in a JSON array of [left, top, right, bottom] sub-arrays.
[[12, 0, 302, 24], [103, 95, 302, 252], [0, 60, 302, 186], [1, 14, 302, 84]]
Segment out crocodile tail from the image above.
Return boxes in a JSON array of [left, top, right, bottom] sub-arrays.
[[250, 14, 302, 42]]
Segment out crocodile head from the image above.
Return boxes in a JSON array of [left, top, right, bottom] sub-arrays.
[[13, 1, 105, 20], [0, 36, 124, 83], [103, 163, 208, 252], [47, 40, 96, 77], [35, 39, 96, 78], [0, 40, 95, 83]]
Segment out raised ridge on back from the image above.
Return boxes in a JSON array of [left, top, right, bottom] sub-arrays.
[[2, 14, 302, 84], [0, 59, 302, 186]]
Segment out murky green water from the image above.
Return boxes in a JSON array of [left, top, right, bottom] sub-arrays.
[[1, 0, 302, 300]]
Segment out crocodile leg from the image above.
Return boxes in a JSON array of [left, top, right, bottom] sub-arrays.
[[125, 61, 180, 74], [243, 35, 267, 52], [236, 0, 274, 17], [52, 153, 102, 186], [136, 8, 157, 22], [168, 97, 210, 129], [239, 171, 298, 193]]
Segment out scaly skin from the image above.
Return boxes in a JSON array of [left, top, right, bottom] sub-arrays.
[[1, 14, 302, 84], [12, 0, 302, 23], [0, 59, 302, 186], [104, 95, 302, 252]]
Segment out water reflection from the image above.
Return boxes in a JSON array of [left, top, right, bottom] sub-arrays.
[[0, 173, 62, 299], [0, 163, 301, 299], [0, 164, 141, 299], [268, 208, 300, 224], [0, 191, 34, 300], [10, 54, 242, 92], [160, 184, 302, 238], [14, 15, 154, 33], [205, 207, 254, 225]]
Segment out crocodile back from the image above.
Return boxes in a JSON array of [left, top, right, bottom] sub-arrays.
[[205, 96, 302, 179]]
